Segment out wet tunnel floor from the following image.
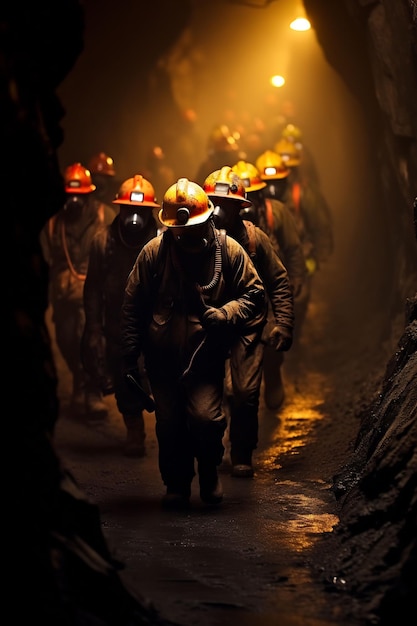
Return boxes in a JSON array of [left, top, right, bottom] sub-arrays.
[[54, 344, 360, 626], [52, 263, 379, 626]]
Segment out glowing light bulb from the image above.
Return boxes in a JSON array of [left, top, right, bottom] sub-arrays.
[[290, 17, 311, 31], [270, 75, 285, 88]]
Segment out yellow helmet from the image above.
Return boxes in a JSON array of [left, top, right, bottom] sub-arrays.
[[274, 138, 302, 167], [231, 160, 266, 192], [256, 150, 290, 180], [203, 166, 252, 208], [159, 178, 214, 227], [281, 123, 303, 143]]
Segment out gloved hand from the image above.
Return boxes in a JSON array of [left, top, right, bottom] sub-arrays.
[[267, 325, 293, 352], [124, 367, 155, 413], [201, 306, 227, 329]]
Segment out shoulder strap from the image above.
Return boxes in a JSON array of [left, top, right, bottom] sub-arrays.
[[242, 220, 257, 258], [265, 198, 275, 231]]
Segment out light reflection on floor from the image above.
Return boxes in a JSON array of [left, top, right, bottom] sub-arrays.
[[258, 369, 331, 469], [253, 367, 339, 550]]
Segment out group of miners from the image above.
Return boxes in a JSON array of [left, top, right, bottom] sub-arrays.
[[40, 122, 333, 510]]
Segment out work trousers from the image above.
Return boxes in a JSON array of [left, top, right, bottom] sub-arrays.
[[227, 331, 264, 459], [148, 368, 227, 492]]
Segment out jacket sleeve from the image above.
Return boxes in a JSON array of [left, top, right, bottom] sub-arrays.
[[219, 235, 267, 333], [254, 228, 294, 332]]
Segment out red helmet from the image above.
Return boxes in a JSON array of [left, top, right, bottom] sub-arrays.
[[203, 166, 251, 208], [64, 163, 96, 194], [113, 174, 160, 207], [88, 152, 116, 176], [159, 178, 214, 228]]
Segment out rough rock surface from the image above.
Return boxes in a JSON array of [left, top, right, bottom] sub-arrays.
[[315, 296, 417, 625]]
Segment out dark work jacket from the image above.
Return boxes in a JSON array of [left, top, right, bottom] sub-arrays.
[[121, 226, 267, 380], [39, 197, 116, 304], [83, 214, 158, 347], [282, 172, 334, 267], [230, 220, 294, 341], [254, 197, 307, 294]]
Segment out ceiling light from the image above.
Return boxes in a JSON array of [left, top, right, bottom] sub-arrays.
[[290, 17, 311, 31]]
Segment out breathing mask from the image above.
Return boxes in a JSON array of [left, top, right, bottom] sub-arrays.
[[265, 179, 288, 201], [172, 223, 210, 254], [211, 204, 227, 229], [63, 195, 86, 219], [122, 211, 148, 232]]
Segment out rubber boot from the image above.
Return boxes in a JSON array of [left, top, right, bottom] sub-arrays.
[[198, 462, 223, 505], [230, 449, 254, 478], [123, 414, 146, 457]]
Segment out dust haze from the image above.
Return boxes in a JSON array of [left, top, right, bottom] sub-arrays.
[[57, 0, 391, 350]]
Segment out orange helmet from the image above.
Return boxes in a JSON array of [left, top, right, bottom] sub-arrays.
[[159, 178, 214, 228], [88, 152, 116, 176], [113, 175, 160, 207], [207, 124, 239, 154], [256, 150, 290, 180], [231, 161, 266, 192], [274, 138, 302, 167], [203, 166, 251, 208], [64, 163, 96, 194]]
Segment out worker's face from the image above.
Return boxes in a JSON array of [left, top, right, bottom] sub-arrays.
[[171, 222, 210, 254]]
